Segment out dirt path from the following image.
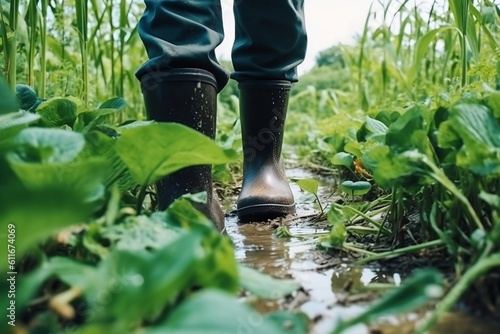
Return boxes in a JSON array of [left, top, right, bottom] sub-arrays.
[[224, 167, 500, 334]]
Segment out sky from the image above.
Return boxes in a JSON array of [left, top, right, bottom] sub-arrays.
[[215, 0, 443, 74]]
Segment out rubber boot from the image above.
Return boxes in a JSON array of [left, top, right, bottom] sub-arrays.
[[140, 68, 224, 231], [237, 80, 295, 221]]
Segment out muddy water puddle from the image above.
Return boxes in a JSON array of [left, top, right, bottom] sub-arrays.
[[224, 168, 500, 334]]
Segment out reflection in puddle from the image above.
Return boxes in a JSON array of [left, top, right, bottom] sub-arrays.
[[224, 168, 500, 333]]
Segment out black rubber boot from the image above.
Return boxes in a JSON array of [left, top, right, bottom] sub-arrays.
[[140, 68, 224, 231], [237, 80, 295, 222]]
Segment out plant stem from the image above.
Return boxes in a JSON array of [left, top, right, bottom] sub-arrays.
[[6, 0, 20, 89], [414, 252, 500, 334], [28, 0, 37, 86], [135, 185, 147, 214], [343, 243, 378, 256], [40, 0, 48, 98], [422, 155, 484, 230], [354, 239, 444, 265], [314, 192, 324, 215], [330, 202, 392, 236]]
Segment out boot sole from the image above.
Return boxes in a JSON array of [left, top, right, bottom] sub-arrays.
[[237, 203, 295, 222]]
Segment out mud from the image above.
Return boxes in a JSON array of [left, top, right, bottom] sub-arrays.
[[224, 167, 500, 334]]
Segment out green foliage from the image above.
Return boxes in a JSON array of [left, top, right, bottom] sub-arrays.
[[292, 178, 324, 214], [36, 97, 78, 127], [116, 123, 237, 187], [331, 269, 444, 334], [439, 99, 500, 175], [0, 83, 301, 333], [340, 180, 372, 196], [147, 290, 308, 334]]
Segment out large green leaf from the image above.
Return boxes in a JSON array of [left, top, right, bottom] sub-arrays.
[[99, 97, 126, 110], [100, 215, 180, 251], [439, 101, 500, 175], [163, 199, 239, 292], [0, 111, 40, 142], [116, 123, 237, 186], [356, 116, 388, 143], [16, 198, 240, 327], [147, 290, 307, 334], [0, 186, 96, 258], [18, 232, 205, 326], [362, 145, 431, 191], [6, 128, 106, 201], [331, 152, 354, 169], [385, 106, 429, 153], [292, 178, 319, 196], [7, 128, 85, 164], [84, 130, 136, 192], [36, 97, 78, 127]]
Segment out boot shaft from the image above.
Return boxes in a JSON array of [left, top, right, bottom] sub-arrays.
[[238, 80, 291, 164], [140, 68, 218, 138], [139, 69, 224, 229]]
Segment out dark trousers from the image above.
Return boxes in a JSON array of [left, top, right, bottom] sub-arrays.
[[136, 0, 308, 91]]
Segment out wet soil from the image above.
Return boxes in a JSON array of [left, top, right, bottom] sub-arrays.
[[223, 167, 500, 334]]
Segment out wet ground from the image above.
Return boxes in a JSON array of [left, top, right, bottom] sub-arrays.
[[223, 168, 500, 334]]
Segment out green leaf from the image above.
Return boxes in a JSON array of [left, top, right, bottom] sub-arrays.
[[326, 206, 347, 248], [36, 97, 78, 127], [340, 180, 372, 196], [17, 257, 98, 310], [292, 178, 319, 195], [5, 128, 105, 200], [362, 145, 432, 192], [84, 130, 136, 192], [73, 108, 119, 133], [440, 101, 500, 175], [100, 215, 181, 251], [0, 111, 40, 142], [148, 290, 301, 334], [386, 106, 427, 153], [116, 123, 237, 186], [487, 92, 500, 119], [238, 265, 300, 299], [7, 128, 85, 164], [16, 84, 39, 111], [0, 187, 96, 258], [409, 26, 458, 83], [328, 220, 347, 249], [161, 199, 239, 293], [332, 269, 444, 334], [331, 152, 354, 169], [99, 97, 127, 110], [327, 206, 348, 226], [357, 116, 388, 142], [479, 191, 500, 209]]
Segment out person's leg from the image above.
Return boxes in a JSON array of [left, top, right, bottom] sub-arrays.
[[232, 0, 307, 221], [137, 0, 229, 89], [136, 1, 227, 230]]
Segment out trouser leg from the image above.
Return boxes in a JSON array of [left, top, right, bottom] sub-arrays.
[[232, 0, 307, 82], [136, 0, 230, 90]]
